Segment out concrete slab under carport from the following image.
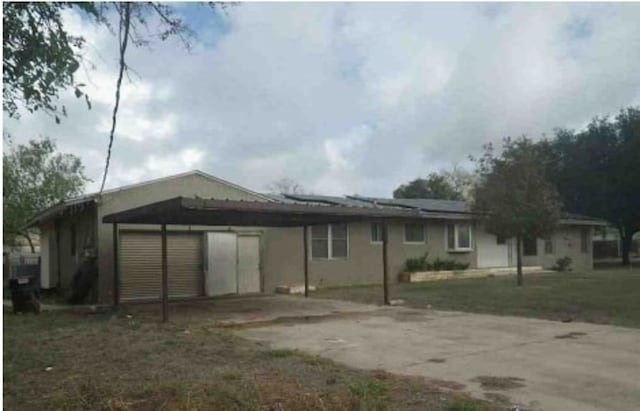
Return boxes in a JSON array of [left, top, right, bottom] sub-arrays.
[[226, 296, 640, 411], [122, 294, 380, 326]]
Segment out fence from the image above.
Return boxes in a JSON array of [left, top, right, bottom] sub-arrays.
[[593, 239, 640, 260]]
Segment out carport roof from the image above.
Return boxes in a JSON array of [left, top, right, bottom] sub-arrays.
[[101, 196, 462, 227]]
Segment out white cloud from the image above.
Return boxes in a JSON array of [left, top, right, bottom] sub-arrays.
[[4, 3, 640, 198]]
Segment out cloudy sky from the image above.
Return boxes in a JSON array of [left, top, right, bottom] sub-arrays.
[[4, 2, 640, 196]]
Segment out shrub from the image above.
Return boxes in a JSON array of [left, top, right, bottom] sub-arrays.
[[430, 257, 470, 271], [552, 256, 572, 272], [404, 253, 429, 272], [402, 253, 469, 272]]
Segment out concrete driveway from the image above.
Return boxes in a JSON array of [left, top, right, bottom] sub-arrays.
[[234, 296, 640, 410]]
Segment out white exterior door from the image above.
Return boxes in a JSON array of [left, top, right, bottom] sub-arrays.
[[205, 232, 238, 296], [237, 235, 261, 293], [477, 228, 510, 268]]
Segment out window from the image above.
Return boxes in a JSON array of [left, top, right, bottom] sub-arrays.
[[544, 236, 554, 254], [70, 224, 77, 256], [446, 223, 473, 251], [370, 223, 383, 243], [404, 223, 425, 243], [311, 224, 349, 259], [523, 237, 537, 256], [331, 224, 348, 258], [496, 235, 507, 245], [311, 225, 329, 259], [580, 228, 589, 253]]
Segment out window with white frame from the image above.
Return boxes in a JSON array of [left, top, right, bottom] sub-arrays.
[[311, 224, 349, 259], [446, 223, 472, 251], [404, 223, 425, 243], [370, 223, 383, 243]]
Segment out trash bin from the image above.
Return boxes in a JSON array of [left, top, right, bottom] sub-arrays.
[[9, 277, 41, 314]]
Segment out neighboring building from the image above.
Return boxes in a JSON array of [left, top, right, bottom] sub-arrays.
[[28, 170, 603, 304]]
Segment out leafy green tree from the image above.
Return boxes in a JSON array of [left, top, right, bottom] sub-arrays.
[[3, 2, 201, 121], [393, 172, 465, 200], [3, 2, 220, 191], [3, 136, 88, 252], [3, 2, 99, 120], [472, 137, 562, 286], [539, 107, 640, 265]]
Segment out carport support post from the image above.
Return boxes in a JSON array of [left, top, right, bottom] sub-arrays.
[[382, 221, 390, 305], [303, 225, 309, 297], [161, 224, 169, 322], [112, 223, 119, 308]]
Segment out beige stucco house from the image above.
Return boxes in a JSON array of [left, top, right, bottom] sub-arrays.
[[28, 170, 601, 304]]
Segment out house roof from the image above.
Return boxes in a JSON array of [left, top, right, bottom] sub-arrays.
[[347, 195, 470, 213], [27, 170, 272, 227], [276, 193, 606, 226], [102, 197, 429, 227], [30, 170, 607, 228]]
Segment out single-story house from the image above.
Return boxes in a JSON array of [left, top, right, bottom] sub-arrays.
[[28, 170, 603, 304]]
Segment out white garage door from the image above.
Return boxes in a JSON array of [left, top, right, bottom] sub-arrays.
[[120, 231, 203, 301]]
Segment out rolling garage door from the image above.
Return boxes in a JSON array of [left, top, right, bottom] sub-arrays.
[[120, 231, 203, 301]]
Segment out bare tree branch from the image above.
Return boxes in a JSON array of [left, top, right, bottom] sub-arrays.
[[99, 3, 131, 193]]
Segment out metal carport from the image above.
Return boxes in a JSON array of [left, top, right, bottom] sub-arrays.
[[102, 196, 428, 321]]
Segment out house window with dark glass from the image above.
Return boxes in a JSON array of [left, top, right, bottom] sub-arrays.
[[523, 237, 537, 256], [311, 224, 349, 259], [404, 223, 425, 243], [446, 223, 473, 251], [370, 223, 383, 243]]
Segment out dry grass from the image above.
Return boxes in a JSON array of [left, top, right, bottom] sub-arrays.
[[4, 309, 494, 411]]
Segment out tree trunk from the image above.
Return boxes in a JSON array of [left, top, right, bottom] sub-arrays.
[[620, 228, 633, 266], [22, 232, 35, 254], [516, 235, 523, 286]]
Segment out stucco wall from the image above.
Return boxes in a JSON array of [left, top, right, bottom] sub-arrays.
[[262, 220, 478, 291], [96, 173, 268, 303], [522, 225, 593, 271], [47, 171, 594, 302]]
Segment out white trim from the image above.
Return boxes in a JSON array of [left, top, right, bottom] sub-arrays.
[[310, 223, 350, 260], [445, 222, 473, 252], [403, 223, 426, 244]]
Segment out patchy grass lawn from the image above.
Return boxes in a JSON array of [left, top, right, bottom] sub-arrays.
[[313, 269, 640, 328], [4, 309, 494, 411]]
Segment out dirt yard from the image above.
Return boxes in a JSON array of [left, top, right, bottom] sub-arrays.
[[3, 297, 492, 411]]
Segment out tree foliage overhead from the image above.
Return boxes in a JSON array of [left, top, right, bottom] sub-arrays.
[[471, 137, 562, 285], [393, 171, 468, 200], [3, 136, 88, 251], [3, 2, 99, 120], [538, 107, 640, 264], [3, 2, 211, 122]]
